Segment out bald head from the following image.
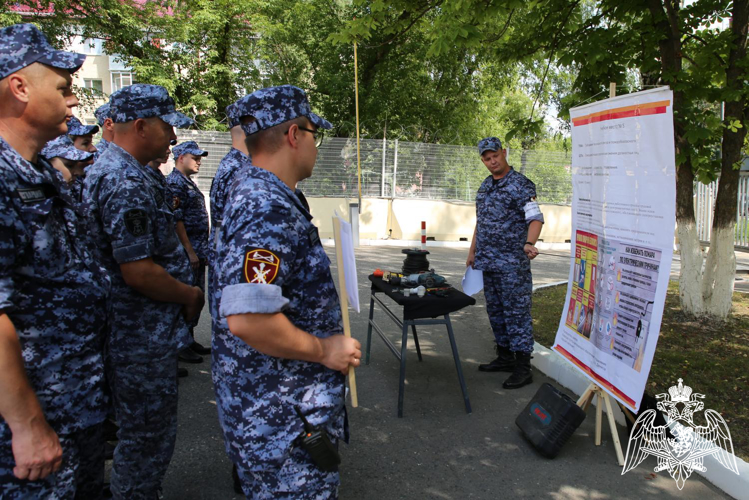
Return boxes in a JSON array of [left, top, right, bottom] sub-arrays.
[[0, 63, 79, 161]]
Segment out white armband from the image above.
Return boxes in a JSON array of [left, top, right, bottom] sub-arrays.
[[523, 200, 541, 220]]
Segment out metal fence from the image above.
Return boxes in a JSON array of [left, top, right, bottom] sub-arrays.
[[695, 173, 749, 248], [176, 130, 573, 204]]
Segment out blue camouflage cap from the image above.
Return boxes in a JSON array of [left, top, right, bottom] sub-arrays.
[[478, 137, 502, 155], [110, 84, 194, 128], [239, 85, 332, 136], [41, 134, 94, 162], [226, 96, 249, 129], [67, 116, 99, 136], [172, 141, 208, 159], [0, 23, 86, 80], [94, 102, 111, 127]]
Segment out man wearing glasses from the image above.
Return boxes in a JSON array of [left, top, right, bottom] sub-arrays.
[[212, 85, 359, 498], [167, 141, 212, 364]]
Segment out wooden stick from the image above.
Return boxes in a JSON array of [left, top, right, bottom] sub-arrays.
[[603, 392, 625, 465], [332, 216, 358, 407], [618, 401, 637, 424], [595, 388, 603, 446]]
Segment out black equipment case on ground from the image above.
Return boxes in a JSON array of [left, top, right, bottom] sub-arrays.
[[515, 382, 586, 458]]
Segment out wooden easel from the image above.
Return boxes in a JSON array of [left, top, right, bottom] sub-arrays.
[[576, 383, 636, 466], [332, 216, 359, 408]]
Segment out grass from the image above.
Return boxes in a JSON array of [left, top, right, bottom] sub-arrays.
[[532, 281, 749, 462]]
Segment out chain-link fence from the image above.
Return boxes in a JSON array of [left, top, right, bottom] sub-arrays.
[[176, 130, 573, 204]]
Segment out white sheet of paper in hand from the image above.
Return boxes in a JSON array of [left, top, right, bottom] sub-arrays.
[[336, 214, 360, 312], [462, 266, 484, 296]]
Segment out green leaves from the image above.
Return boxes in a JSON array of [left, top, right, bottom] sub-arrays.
[[726, 119, 743, 133]]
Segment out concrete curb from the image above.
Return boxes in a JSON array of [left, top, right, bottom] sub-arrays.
[[321, 238, 572, 251], [531, 281, 747, 499]]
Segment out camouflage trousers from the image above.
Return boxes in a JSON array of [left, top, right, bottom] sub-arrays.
[[0, 421, 104, 499], [233, 440, 339, 499], [187, 260, 207, 342], [107, 355, 178, 500], [483, 270, 534, 353]]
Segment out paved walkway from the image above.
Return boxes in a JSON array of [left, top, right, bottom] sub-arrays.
[[161, 245, 736, 499]]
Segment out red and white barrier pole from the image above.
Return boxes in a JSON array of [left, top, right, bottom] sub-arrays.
[[421, 221, 426, 250]]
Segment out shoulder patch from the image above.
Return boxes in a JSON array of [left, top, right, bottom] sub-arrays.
[[244, 249, 281, 284], [173, 195, 180, 210], [124, 208, 148, 236]]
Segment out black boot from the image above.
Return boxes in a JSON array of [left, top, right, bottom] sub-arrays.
[[178, 346, 203, 364], [503, 352, 533, 389], [478, 344, 516, 372]]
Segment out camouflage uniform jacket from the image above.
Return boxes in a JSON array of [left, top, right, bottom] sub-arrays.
[[0, 136, 110, 434], [474, 167, 544, 273], [214, 165, 347, 470], [94, 138, 111, 162], [167, 168, 209, 260], [84, 143, 193, 363]]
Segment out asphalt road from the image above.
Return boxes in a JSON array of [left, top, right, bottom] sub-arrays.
[[159, 245, 731, 499]]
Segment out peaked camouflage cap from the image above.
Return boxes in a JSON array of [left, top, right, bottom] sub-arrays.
[[239, 85, 332, 136], [0, 23, 85, 80], [225, 95, 253, 129], [94, 102, 111, 127], [110, 84, 194, 128], [41, 134, 94, 162], [67, 116, 99, 137], [478, 137, 503, 155], [172, 141, 208, 159]]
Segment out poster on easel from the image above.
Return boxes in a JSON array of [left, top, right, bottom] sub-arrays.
[[553, 87, 676, 412]]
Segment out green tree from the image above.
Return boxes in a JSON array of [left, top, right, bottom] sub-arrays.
[[337, 0, 748, 320]]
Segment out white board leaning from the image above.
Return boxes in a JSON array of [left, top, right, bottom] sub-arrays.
[[553, 87, 676, 412]]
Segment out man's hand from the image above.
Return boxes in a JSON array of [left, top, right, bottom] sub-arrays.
[[187, 249, 200, 270], [320, 335, 362, 374], [182, 286, 205, 321], [11, 417, 62, 481], [466, 250, 475, 268], [524, 243, 539, 260]]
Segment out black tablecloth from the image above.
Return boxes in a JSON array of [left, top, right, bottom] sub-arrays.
[[369, 275, 476, 320]]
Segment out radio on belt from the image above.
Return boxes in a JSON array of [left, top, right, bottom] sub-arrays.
[[295, 406, 341, 471]]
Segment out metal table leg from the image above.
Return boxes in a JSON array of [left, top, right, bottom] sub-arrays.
[[411, 323, 423, 361], [398, 320, 409, 418], [444, 314, 472, 414], [365, 295, 375, 365]]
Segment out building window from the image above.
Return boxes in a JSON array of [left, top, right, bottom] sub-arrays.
[[84, 79, 103, 93], [111, 72, 134, 92], [81, 38, 103, 55]]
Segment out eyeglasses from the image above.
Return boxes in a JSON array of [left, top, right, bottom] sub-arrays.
[[286, 125, 324, 148]]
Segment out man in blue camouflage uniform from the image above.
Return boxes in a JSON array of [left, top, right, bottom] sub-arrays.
[[214, 85, 361, 499], [208, 99, 253, 331], [84, 83, 204, 499], [67, 115, 99, 153], [67, 117, 98, 203], [0, 23, 110, 498], [466, 137, 544, 390], [167, 140, 211, 361], [40, 134, 95, 202], [93, 102, 114, 160]]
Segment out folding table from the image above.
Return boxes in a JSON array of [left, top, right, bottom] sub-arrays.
[[365, 275, 475, 417]]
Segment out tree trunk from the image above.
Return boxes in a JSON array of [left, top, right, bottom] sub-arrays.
[[676, 159, 705, 315], [702, 0, 749, 319]]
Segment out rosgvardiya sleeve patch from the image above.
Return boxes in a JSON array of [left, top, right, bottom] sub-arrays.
[[243, 249, 281, 284], [124, 208, 149, 236]]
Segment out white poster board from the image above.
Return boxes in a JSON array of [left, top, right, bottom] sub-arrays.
[[335, 214, 360, 313], [553, 88, 676, 412]]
